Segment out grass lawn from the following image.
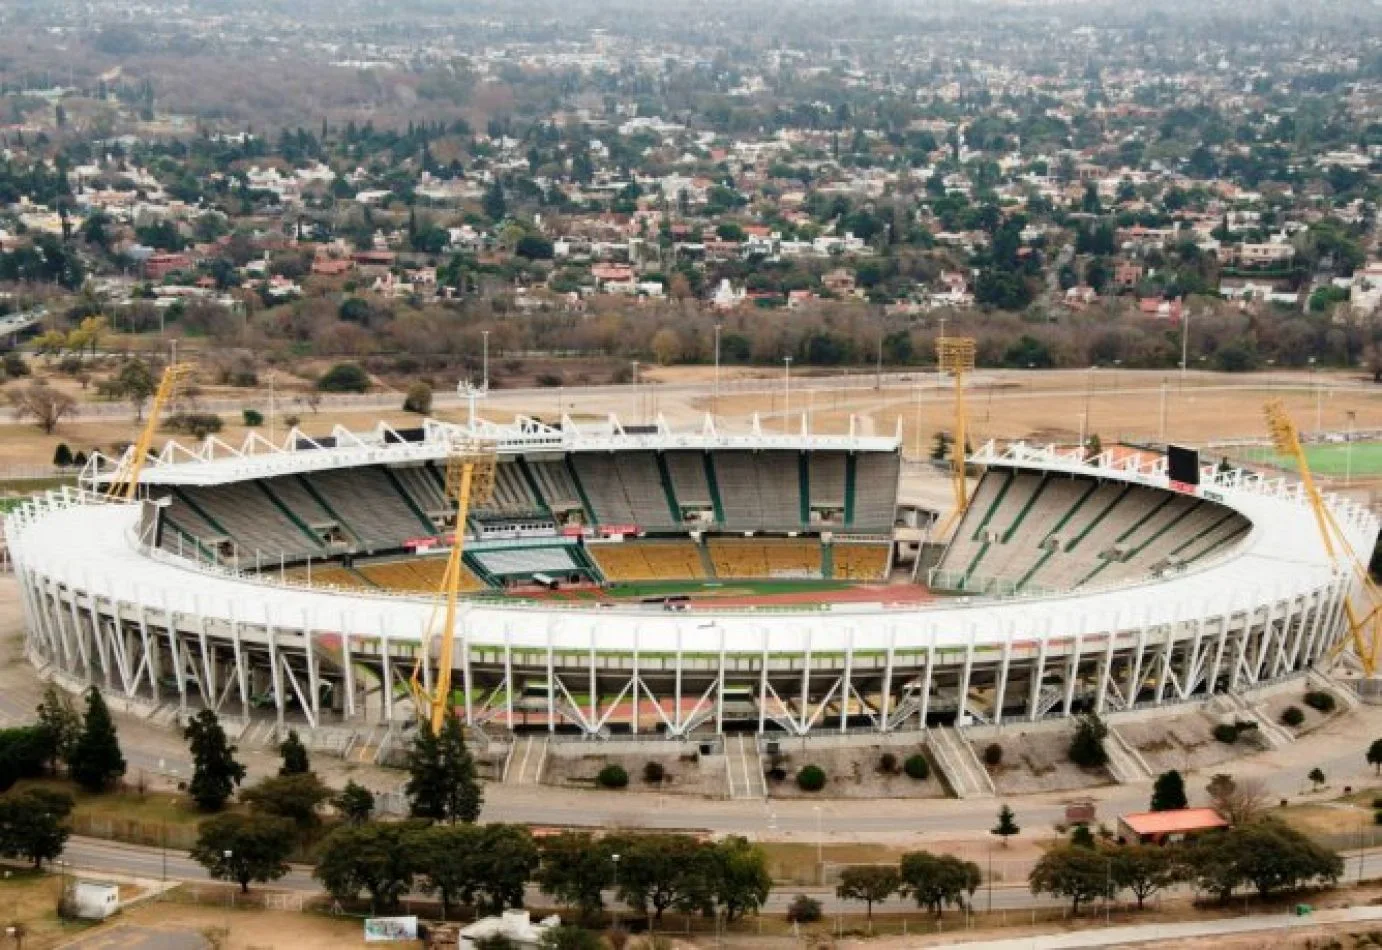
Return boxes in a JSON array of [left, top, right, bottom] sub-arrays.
[[1238, 441, 1382, 477], [604, 578, 854, 599], [13, 778, 210, 848], [0, 867, 102, 949]]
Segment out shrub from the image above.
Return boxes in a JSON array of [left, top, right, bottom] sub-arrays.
[[797, 765, 827, 792], [1068, 713, 1109, 768], [242, 408, 263, 427], [879, 752, 898, 774], [164, 412, 223, 440], [596, 764, 628, 789], [642, 761, 665, 785], [1304, 690, 1336, 713], [317, 362, 369, 393], [766, 766, 787, 783], [903, 753, 930, 781], [403, 381, 433, 415], [1280, 706, 1305, 728], [1213, 723, 1239, 744], [786, 894, 822, 923], [983, 743, 1003, 766], [1375, 810, 1382, 826], [536, 373, 564, 387]]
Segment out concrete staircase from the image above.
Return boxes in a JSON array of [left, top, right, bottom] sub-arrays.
[[503, 735, 548, 785], [725, 734, 765, 800], [927, 727, 995, 799], [1104, 726, 1155, 783]]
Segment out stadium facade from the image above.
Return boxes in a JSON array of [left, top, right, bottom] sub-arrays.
[[6, 416, 1376, 740]]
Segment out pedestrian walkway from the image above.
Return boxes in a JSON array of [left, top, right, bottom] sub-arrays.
[[946, 905, 1382, 949]]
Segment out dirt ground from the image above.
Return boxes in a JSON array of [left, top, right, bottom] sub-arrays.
[[542, 749, 728, 797], [1119, 711, 1270, 775], [762, 743, 947, 800], [973, 728, 1114, 797], [85, 902, 415, 950]]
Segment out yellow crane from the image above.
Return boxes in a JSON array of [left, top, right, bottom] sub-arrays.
[[935, 336, 977, 539], [108, 363, 194, 501], [1264, 399, 1382, 676], [409, 442, 497, 733]]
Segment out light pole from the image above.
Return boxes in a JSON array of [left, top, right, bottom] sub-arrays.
[[223, 849, 233, 930], [611, 853, 621, 929], [875, 311, 884, 390], [713, 323, 722, 419], [1179, 308, 1191, 386], [1346, 410, 1357, 486], [1310, 357, 1321, 433], [813, 804, 822, 882], [482, 330, 490, 392], [783, 356, 793, 434]]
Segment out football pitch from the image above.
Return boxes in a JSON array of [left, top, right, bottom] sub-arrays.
[[1236, 441, 1382, 477]]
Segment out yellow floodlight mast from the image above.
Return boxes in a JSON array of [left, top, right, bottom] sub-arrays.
[[108, 363, 194, 501], [936, 336, 977, 538], [410, 442, 497, 734], [1264, 400, 1382, 676]]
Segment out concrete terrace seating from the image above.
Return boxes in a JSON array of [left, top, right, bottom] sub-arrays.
[[708, 538, 821, 578], [664, 451, 710, 507], [304, 467, 428, 550], [852, 453, 900, 531], [527, 460, 582, 511], [159, 493, 227, 551], [588, 541, 706, 581], [571, 454, 636, 525], [833, 543, 891, 580], [711, 452, 764, 530], [182, 482, 320, 560], [809, 452, 847, 508], [756, 452, 803, 529], [392, 464, 449, 518], [261, 475, 339, 540], [615, 452, 678, 529], [485, 462, 541, 513]]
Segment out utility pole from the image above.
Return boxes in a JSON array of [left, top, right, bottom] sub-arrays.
[[713, 323, 721, 419], [784, 356, 793, 433], [482, 330, 490, 392], [1179, 309, 1191, 387], [875, 310, 884, 390], [1158, 379, 1168, 443]]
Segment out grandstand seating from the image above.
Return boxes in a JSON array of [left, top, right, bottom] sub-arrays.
[[483, 462, 542, 513], [851, 452, 900, 531], [616, 452, 678, 529], [712, 452, 764, 530], [935, 469, 1252, 594], [281, 562, 369, 589], [527, 459, 583, 512], [356, 556, 484, 593], [832, 543, 891, 581], [472, 545, 581, 578], [756, 452, 803, 529], [588, 541, 706, 581], [260, 474, 341, 540], [160, 491, 228, 549], [809, 452, 847, 508], [304, 467, 432, 549], [571, 454, 635, 525], [708, 538, 822, 578], [392, 465, 449, 519], [182, 482, 320, 559], [664, 451, 711, 507]]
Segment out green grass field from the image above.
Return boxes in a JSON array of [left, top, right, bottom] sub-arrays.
[[1237, 441, 1382, 477]]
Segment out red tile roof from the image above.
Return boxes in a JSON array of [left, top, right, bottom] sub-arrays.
[[1121, 808, 1227, 836]]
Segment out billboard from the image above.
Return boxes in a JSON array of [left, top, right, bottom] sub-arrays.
[[1166, 445, 1200, 488], [364, 917, 419, 942]]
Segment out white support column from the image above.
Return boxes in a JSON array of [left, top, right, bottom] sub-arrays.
[[266, 610, 286, 730], [994, 620, 1014, 726], [339, 608, 356, 720], [192, 595, 216, 707], [303, 608, 320, 727], [588, 625, 598, 732], [632, 626, 642, 736], [716, 625, 727, 735], [68, 584, 92, 683], [1027, 617, 1050, 721], [840, 625, 855, 734], [162, 595, 187, 713], [379, 614, 394, 725], [1125, 614, 1150, 708], [1206, 610, 1231, 695], [1095, 615, 1117, 715], [503, 624, 514, 732], [798, 627, 813, 736], [546, 622, 556, 735], [1062, 627, 1083, 717], [84, 577, 111, 691], [1183, 614, 1208, 699], [956, 624, 975, 724], [879, 624, 897, 734], [1155, 623, 1176, 704], [229, 601, 249, 715], [675, 624, 685, 733], [757, 627, 770, 735], [460, 608, 474, 727], [137, 601, 159, 704], [919, 624, 936, 726]]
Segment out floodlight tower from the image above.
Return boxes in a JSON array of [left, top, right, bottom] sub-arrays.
[[409, 441, 498, 733], [936, 336, 977, 539], [108, 363, 194, 501]]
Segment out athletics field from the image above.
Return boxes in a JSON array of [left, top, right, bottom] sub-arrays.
[[1236, 441, 1382, 477]]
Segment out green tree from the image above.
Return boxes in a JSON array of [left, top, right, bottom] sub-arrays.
[[70, 687, 125, 792], [35, 684, 80, 773], [332, 781, 375, 825], [470, 824, 541, 914], [538, 927, 602, 950], [898, 851, 981, 917], [317, 362, 370, 393], [1110, 845, 1179, 910], [613, 833, 707, 922], [184, 709, 245, 812], [708, 836, 772, 922], [483, 181, 507, 222], [314, 822, 417, 912], [408, 823, 482, 918], [1150, 770, 1188, 811], [836, 865, 900, 921], [1186, 823, 1342, 902], [114, 359, 158, 422], [1029, 845, 1112, 915], [403, 382, 433, 415], [1068, 713, 1108, 769], [0, 788, 72, 868], [1367, 739, 1382, 774], [190, 813, 294, 893], [991, 804, 1020, 846], [536, 832, 614, 919], [278, 730, 310, 776], [241, 773, 332, 830], [405, 715, 483, 824], [1308, 767, 1325, 790]]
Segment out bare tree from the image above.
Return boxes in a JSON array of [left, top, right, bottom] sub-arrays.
[[1205, 773, 1269, 825], [9, 383, 76, 434]]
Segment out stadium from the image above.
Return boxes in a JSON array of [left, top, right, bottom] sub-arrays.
[[4, 408, 1377, 761]]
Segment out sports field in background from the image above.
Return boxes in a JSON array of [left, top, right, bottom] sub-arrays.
[[1235, 441, 1382, 477], [498, 577, 933, 607]]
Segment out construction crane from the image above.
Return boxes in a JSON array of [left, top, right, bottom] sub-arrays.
[[409, 441, 497, 733], [935, 336, 977, 539], [1264, 399, 1382, 676], [107, 363, 194, 501]]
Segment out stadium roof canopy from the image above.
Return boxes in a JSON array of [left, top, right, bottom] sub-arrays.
[[81, 413, 902, 488]]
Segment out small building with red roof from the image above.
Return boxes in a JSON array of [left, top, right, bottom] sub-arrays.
[[1118, 808, 1228, 845]]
